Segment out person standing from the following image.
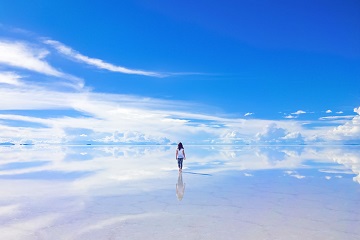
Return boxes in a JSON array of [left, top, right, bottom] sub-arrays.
[[176, 142, 186, 171]]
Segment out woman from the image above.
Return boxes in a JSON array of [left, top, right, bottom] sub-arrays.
[[176, 142, 186, 171]]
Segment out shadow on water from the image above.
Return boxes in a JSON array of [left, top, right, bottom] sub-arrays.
[[182, 171, 212, 176]]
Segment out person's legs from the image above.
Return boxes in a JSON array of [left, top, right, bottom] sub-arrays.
[[177, 158, 183, 170]]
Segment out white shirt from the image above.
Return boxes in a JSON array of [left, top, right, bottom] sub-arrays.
[[177, 148, 185, 158]]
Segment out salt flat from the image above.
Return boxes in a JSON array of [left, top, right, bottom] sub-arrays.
[[0, 145, 359, 240]]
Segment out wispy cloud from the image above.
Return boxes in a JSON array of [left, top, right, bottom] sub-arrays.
[[0, 41, 56, 75], [244, 112, 253, 117], [284, 110, 309, 119], [44, 39, 166, 77], [292, 110, 306, 115], [0, 71, 22, 86], [319, 115, 355, 120], [0, 40, 84, 89]]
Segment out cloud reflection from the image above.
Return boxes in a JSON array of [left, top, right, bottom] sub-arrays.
[[1, 145, 359, 184], [0, 145, 359, 238]]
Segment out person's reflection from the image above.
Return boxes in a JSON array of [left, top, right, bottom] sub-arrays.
[[176, 171, 186, 201]]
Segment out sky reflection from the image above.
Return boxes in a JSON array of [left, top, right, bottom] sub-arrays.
[[0, 145, 359, 239]]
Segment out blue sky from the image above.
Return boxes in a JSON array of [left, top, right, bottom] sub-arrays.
[[0, 0, 360, 144]]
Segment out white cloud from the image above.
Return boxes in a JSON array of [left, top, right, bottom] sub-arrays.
[[326, 109, 332, 113], [256, 123, 304, 144], [256, 124, 287, 142], [0, 85, 76, 110], [355, 107, 360, 115], [244, 112, 253, 117], [319, 115, 355, 120], [0, 40, 83, 89], [220, 130, 247, 144], [330, 107, 360, 141], [283, 110, 307, 119], [0, 41, 53, 74], [283, 132, 303, 141], [292, 110, 306, 115], [44, 39, 165, 77], [0, 71, 22, 86], [0, 41, 71, 79], [336, 111, 344, 114], [284, 110, 307, 119]]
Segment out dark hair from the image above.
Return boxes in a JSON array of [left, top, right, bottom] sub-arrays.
[[178, 142, 184, 150]]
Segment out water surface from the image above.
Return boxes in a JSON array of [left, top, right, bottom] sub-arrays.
[[0, 145, 359, 239]]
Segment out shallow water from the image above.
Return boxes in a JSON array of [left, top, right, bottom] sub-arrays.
[[0, 145, 359, 240]]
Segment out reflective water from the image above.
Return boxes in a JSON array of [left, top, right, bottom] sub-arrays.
[[0, 145, 359, 240]]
